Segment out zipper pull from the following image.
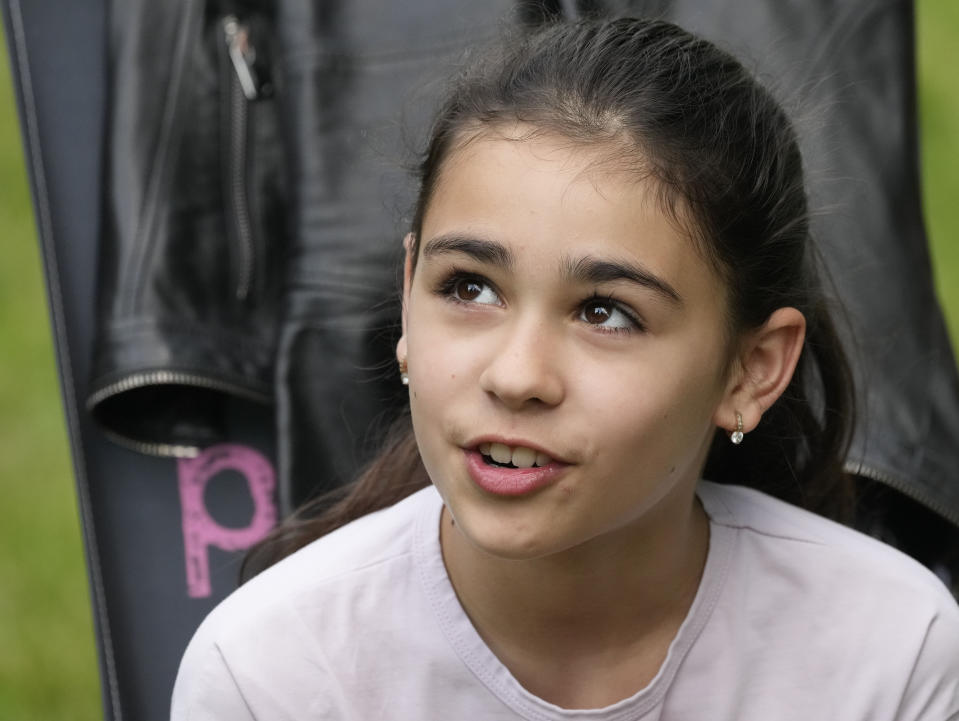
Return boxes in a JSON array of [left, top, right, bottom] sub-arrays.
[[223, 15, 259, 101]]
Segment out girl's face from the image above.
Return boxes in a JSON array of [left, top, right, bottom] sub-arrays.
[[399, 129, 739, 561]]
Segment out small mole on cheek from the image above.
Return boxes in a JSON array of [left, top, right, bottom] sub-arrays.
[[669, 466, 677, 475]]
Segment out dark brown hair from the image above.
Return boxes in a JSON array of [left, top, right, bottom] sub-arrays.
[[242, 17, 855, 579]]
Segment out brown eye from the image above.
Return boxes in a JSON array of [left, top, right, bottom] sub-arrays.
[[579, 298, 638, 331], [583, 301, 612, 324], [455, 279, 484, 302], [445, 275, 501, 306]]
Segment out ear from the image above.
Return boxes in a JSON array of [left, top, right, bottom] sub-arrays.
[[714, 307, 806, 435], [396, 233, 415, 365]]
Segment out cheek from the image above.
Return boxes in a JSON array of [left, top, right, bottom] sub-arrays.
[[406, 305, 490, 386], [407, 337, 473, 393], [408, 382, 448, 481], [405, 324, 471, 431], [579, 349, 724, 456]]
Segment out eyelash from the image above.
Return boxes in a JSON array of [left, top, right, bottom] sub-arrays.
[[433, 269, 501, 307], [433, 269, 646, 335], [581, 293, 645, 335]]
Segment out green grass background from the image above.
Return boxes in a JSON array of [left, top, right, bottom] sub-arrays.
[[1, 3, 957, 719]]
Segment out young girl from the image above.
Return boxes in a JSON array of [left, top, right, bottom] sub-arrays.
[[172, 18, 959, 720]]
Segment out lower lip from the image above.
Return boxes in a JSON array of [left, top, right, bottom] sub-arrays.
[[464, 449, 567, 497]]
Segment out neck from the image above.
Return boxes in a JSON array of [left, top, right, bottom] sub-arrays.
[[440, 481, 710, 707]]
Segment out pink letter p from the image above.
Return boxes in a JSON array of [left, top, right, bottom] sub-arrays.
[[178, 444, 277, 598]]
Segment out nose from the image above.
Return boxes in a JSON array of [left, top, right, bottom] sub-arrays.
[[478, 317, 565, 410]]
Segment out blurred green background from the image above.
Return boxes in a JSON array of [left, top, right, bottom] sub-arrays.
[[1, 3, 957, 720]]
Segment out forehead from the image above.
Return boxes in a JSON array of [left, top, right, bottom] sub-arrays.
[[420, 129, 724, 297]]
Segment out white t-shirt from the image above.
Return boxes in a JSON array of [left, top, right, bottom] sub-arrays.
[[171, 481, 959, 720]]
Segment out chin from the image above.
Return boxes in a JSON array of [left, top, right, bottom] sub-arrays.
[[447, 506, 578, 562], [463, 533, 556, 562]]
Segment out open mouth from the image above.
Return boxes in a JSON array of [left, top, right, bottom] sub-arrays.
[[478, 442, 552, 469], [482, 455, 518, 469], [465, 442, 567, 496]]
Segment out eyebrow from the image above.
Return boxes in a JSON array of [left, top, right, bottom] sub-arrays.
[[562, 255, 683, 306], [420, 233, 682, 306], [421, 234, 514, 269]]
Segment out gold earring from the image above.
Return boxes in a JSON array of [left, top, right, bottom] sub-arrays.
[[399, 358, 409, 386], [730, 412, 744, 445]]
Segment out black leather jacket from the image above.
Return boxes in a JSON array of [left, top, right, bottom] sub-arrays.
[[89, 0, 284, 456], [90, 0, 959, 560]]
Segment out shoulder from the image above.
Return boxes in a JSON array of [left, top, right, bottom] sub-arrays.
[[172, 486, 443, 719], [698, 481, 959, 717], [700, 480, 957, 605], [210, 484, 437, 621]]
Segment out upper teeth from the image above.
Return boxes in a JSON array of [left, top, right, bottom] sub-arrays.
[[479, 442, 552, 468]]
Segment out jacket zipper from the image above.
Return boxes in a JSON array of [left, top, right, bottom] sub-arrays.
[[87, 369, 272, 456], [223, 15, 258, 301], [90, 16, 271, 458]]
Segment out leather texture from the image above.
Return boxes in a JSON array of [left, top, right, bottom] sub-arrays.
[[89, 0, 285, 456], [273, 0, 520, 509], [275, 0, 959, 538], [88, 0, 959, 536], [667, 0, 959, 532]]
